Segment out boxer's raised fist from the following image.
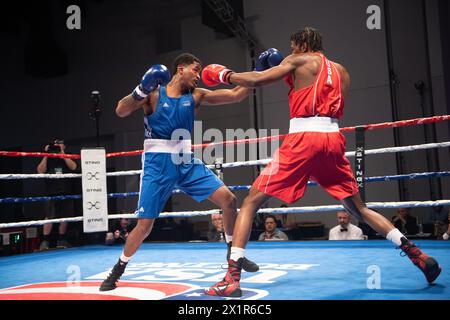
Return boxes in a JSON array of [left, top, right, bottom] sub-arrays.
[[255, 48, 284, 71], [132, 64, 171, 100]]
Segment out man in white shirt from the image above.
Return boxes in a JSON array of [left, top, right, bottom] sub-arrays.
[[329, 211, 365, 240]]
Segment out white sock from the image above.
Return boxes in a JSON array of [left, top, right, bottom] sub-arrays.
[[386, 228, 405, 246], [120, 252, 131, 263], [230, 247, 245, 261], [225, 234, 233, 243]]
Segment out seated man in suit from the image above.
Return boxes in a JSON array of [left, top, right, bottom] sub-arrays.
[[392, 208, 418, 235], [208, 213, 225, 242]]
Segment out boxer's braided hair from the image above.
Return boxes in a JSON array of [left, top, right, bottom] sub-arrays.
[[290, 27, 323, 52]]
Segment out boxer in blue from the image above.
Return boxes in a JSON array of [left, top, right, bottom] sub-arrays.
[[100, 53, 259, 291]]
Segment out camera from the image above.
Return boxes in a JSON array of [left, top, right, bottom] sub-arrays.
[[47, 139, 64, 152]]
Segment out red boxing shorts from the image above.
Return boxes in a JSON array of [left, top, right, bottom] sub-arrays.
[[253, 121, 358, 203]]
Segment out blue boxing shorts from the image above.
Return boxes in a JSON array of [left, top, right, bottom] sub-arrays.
[[135, 140, 224, 219]]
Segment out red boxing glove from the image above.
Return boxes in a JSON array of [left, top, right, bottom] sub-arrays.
[[201, 64, 234, 87]]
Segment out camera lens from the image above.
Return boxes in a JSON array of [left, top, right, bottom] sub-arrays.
[[48, 144, 59, 152]]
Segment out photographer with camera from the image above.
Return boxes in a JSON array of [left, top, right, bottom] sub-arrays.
[[37, 139, 77, 250], [105, 218, 136, 245]]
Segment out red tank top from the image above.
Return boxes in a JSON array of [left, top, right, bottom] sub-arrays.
[[284, 53, 344, 119]]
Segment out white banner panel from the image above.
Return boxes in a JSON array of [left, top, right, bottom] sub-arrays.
[[81, 148, 108, 232]]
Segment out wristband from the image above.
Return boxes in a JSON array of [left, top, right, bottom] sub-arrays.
[[219, 69, 233, 84], [132, 85, 147, 101]]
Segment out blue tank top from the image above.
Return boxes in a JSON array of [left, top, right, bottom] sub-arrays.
[[144, 86, 195, 140]]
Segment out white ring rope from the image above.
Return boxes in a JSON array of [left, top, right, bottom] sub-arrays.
[[211, 141, 450, 169], [358, 141, 450, 156], [1, 141, 449, 180], [1, 199, 449, 228], [0, 173, 83, 180]]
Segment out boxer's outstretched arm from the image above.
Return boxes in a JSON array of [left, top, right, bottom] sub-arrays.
[[229, 55, 303, 88], [195, 86, 252, 106]]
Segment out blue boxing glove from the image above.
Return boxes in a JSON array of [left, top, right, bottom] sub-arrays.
[[132, 64, 171, 101], [255, 48, 284, 71]]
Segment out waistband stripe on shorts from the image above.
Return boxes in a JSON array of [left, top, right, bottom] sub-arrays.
[[143, 139, 192, 154], [289, 117, 339, 133]]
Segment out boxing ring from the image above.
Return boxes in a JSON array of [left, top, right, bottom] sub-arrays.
[[0, 241, 449, 300], [1, 115, 450, 300]]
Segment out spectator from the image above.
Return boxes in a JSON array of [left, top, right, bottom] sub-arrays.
[[208, 213, 225, 242], [274, 204, 289, 228], [429, 206, 448, 239], [429, 205, 447, 223], [440, 212, 450, 241], [392, 208, 418, 235], [105, 218, 136, 245], [258, 215, 289, 241], [329, 211, 365, 240], [37, 139, 77, 250]]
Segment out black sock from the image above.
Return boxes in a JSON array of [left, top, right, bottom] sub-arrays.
[[58, 234, 66, 241], [43, 234, 50, 242]]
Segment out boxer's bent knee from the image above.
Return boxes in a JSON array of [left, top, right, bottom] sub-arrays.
[[222, 192, 237, 210]]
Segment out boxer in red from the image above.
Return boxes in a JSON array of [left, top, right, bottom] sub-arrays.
[[201, 27, 441, 297]]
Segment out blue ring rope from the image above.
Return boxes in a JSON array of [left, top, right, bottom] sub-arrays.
[[1, 171, 449, 204]]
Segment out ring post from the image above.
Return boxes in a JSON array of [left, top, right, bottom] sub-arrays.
[[355, 126, 366, 202], [81, 148, 109, 233]]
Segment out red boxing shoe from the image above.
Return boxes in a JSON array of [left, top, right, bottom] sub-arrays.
[[399, 237, 441, 283], [204, 258, 243, 297]]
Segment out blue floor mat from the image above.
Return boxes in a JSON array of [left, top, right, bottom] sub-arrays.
[[0, 240, 448, 300]]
